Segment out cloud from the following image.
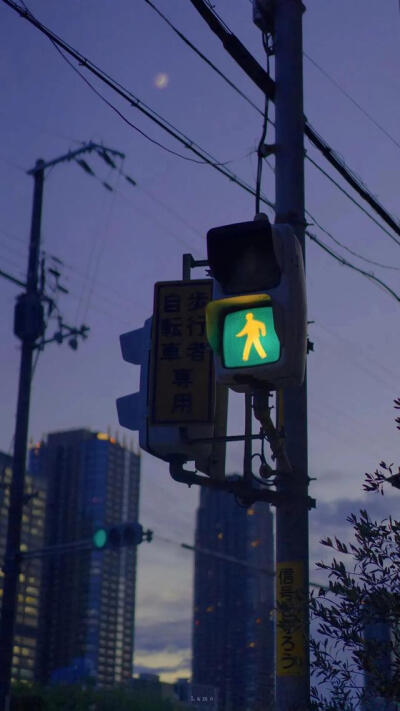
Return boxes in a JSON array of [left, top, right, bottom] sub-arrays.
[[134, 645, 192, 682], [135, 617, 192, 656], [134, 656, 191, 678], [310, 494, 396, 536]]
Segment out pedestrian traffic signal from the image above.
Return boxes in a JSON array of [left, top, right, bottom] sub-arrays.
[[92, 522, 143, 550], [206, 217, 306, 392]]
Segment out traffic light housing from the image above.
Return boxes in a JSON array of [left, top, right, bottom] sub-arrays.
[[206, 218, 306, 392], [116, 282, 227, 479], [116, 317, 152, 451], [92, 521, 143, 550]]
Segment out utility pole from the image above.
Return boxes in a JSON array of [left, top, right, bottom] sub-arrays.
[[0, 142, 124, 711], [274, 1, 309, 709], [253, 1, 309, 709], [0, 159, 45, 711]]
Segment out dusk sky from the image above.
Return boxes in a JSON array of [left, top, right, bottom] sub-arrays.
[[0, 0, 399, 683]]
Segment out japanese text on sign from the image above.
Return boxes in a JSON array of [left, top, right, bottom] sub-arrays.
[[276, 561, 306, 676], [150, 281, 214, 424]]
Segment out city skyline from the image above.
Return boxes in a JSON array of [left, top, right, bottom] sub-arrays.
[[0, 0, 399, 686]]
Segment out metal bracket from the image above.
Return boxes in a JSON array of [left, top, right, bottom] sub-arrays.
[[179, 427, 263, 445], [169, 458, 283, 505], [169, 458, 316, 509], [260, 143, 276, 157], [182, 253, 208, 281]]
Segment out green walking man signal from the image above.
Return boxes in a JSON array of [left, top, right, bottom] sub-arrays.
[[206, 218, 306, 392], [223, 305, 281, 368], [236, 312, 267, 361]]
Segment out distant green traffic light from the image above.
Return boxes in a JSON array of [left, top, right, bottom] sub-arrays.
[[92, 522, 144, 550], [92, 528, 107, 549], [222, 306, 280, 369]]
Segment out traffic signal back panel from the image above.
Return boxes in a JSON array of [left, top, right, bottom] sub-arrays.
[[149, 280, 214, 424]]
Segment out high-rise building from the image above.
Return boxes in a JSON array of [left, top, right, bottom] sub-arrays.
[[0, 450, 46, 683], [192, 482, 274, 711], [29, 429, 140, 687]]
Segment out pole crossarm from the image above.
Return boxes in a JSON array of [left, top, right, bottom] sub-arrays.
[[27, 141, 125, 175]]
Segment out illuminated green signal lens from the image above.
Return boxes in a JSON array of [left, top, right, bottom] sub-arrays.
[[93, 528, 107, 549], [223, 306, 280, 368]]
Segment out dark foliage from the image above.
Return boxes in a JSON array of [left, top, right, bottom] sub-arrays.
[[310, 398, 400, 711]]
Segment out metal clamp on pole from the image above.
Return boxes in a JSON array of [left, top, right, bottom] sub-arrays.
[[252, 388, 292, 474], [169, 457, 283, 506]]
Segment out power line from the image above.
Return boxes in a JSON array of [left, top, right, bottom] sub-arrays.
[[314, 322, 398, 389], [0, 226, 29, 248], [154, 532, 326, 590], [9, 0, 400, 253], [0, 238, 28, 262], [144, 0, 400, 255], [306, 230, 400, 303], [143, 0, 265, 118], [306, 154, 400, 249], [304, 51, 400, 152], [304, 120, 400, 239], [0, 268, 26, 289], [188, 0, 400, 240], [263, 157, 400, 274], [51, 42, 214, 167], [0, 0, 275, 212], [306, 209, 400, 272], [2, 0, 399, 302], [255, 33, 271, 214]]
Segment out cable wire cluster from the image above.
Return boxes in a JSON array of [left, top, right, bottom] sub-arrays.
[[1, 0, 399, 303]]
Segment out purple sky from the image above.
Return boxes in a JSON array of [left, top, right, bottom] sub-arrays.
[[0, 0, 399, 680]]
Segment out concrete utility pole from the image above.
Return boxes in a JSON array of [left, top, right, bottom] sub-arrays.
[[274, 1, 309, 709], [0, 160, 45, 711], [254, 1, 309, 708]]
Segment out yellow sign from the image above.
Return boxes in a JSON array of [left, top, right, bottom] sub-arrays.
[[276, 561, 306, 676], [149, 280, 214, 424]]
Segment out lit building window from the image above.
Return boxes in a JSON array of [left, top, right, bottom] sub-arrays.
[[250, 539, 261, 548]]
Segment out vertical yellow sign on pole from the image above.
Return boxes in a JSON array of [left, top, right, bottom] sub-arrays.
[[276, 561, 306, 676], [149, 280, 214, 424]]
